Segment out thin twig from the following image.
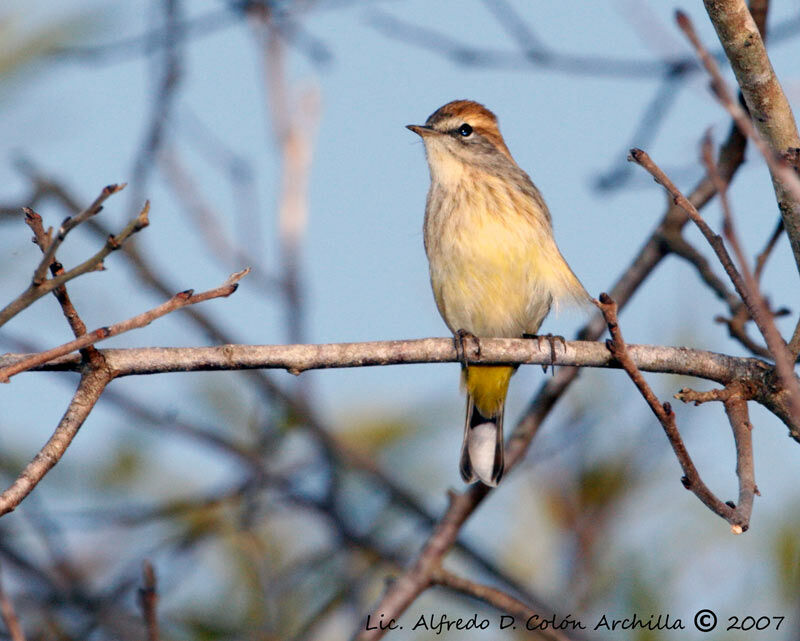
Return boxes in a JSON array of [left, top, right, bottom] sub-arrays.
[[723, 388, 757, 526], [677, 380, 759, 529], [596, 293, 748, 532], [702, 133, 758, 309], [369, 8, 702, 78], [662, 231, 740, 310], [628, 147, 800, 423], [23, 207, 102, 365], [0, 268, 249, 382], [0, 201, 150, 329], [0, 367, 114, 516], [31, 183, 125, 286], [714, 312, 772, 359], [138, 560, 159, 641], [701, 132, 790, 359], [676, 9, 800, 274], [754, 218, 784, 282], [675, 386, 733, 405]]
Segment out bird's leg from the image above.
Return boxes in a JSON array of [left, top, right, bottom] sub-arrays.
[[523, 333, 566, 374], [455, 329, 481, 369]]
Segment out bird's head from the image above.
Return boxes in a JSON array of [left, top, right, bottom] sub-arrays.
[[407, 100, 514, 179]]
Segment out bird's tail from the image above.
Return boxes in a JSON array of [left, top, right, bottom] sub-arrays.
[[460, 365, 513, 486]]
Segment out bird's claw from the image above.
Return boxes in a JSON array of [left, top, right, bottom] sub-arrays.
[[524, 333, 566, 374], [455, 329, 481, 368]]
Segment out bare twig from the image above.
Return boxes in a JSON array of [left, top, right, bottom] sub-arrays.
[[23, 207, 102, 365], [597, 293, 749, 532], [0, 565, 26, 641], [702, 132, 791, 356], [0, 268, 249, 382], [30, 183, 125, 286], [677, 380, 760, 529], [791, 323, 800, 356], [662, 232, 740, 310], [138, 560, 159, 641], [0, 367, 114, 516], [0, 201, 150, 329], [628, 147, 800, 423], [677, 8, 800, 274], [714, 313, 772, 360], [724, 389, 757, 526], [675, 386, 733, 405], [754, 217, 784, 282]]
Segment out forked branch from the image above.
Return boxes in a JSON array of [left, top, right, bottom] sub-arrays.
[[597, 293, 754, 532], [628, 147, 800, 425], [0, 199, 150, 328], [0, 268, 249, 382]]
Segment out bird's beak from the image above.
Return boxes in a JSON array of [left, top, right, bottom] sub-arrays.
[[406, 124, 436, 137]]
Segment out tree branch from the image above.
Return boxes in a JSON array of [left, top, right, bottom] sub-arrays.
[[628, 147, 800, 424], [679, 6, 800, 274], [724, 387, 757, 526], [30, 183, 126, 286], [5, 173, 556, 607], [23, 207, 103, 366], [0, 338, 769, 386], [0, 268, 249, 382], [0, 367, 114, 516], [597, 293, 751, 532], [0, 201, 150, 329]]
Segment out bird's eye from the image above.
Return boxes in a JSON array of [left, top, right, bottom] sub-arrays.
[[458, 123, 473, 137]]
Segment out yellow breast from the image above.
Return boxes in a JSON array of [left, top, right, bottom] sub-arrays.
[[425, 170, 560, 337]]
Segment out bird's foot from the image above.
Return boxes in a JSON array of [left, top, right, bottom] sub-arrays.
[[454, 329, 481, 368], [523, 333, 566, 374]]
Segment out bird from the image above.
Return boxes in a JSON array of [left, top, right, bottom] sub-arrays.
[[407, 99, 588, 486]]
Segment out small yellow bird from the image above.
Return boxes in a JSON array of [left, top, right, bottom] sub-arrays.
[[408, 100, 588, 486]]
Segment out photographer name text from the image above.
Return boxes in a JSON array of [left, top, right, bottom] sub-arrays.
[[364, 610, 785, 634]]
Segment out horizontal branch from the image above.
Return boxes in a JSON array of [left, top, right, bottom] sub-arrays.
[[0, 336, 769, 384]]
